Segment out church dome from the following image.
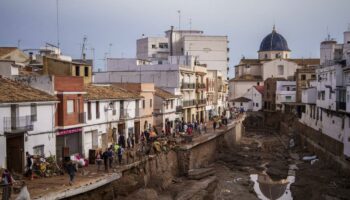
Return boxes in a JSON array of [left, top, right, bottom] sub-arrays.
[[259, 27, 290, 52]]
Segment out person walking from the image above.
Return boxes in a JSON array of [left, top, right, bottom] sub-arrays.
[[118, 134, 126, 148], [64, 161, 77, 186], [199, 122, 203, 135], [102, 148, 109, 172], [25, 152, 33, 180], [117, 146, 124, 165], [1, 169, 14, 200], [108, 148, 114, 169], [213, 121, 217, 132], [95, 151, 103, 171]]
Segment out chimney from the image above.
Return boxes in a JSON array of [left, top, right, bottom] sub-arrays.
[[29, 52, 33, 62], [170, 26, 174, 56]]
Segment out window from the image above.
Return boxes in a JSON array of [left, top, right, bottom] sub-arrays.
[[151, 44, 156, 49], [257, 82, 260, 86], [276, 53, 280, 58], [311, 74, 316, 79], [287, 87, 290, 91], [301, 74, 306, 80], [171, 100, 174, 109], [256, 103, 259, 107], [84, 67, 89, 77], [150, 99, 153, 108], [96, 101, 100, 119], [87, 102, 92, 120], [264, 54, 267, 59], [75, 66, 80, 76], [159, 43, 168, 48], [33, 145, 44, 156], [30, 103, 37, 122], [278, 65, 284, 75], [142, 100, 145, 109], [67, 100, 74, 114]]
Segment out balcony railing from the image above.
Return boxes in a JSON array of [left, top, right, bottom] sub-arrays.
[[196, 83, 206, 89], [3, 115, 33, 133], [79, 112, 86, 124], [176, 106, 183, 113], [181, 83, 195, 89], [120, 109, 131, 119], [218, 85, 223, 92], [183, 100, 196, 107], [336, 101, 346, 111], [196, 99, 207, 106]]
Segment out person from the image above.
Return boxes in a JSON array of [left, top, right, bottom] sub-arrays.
[[213, 121, 217, 132], [131, 134, 135, 147], [144, 130, 150, 143], [127, 136, 131, 149], [204, 122, 207, 133], [108, 148, 114, 168], [117, 146, 124, 165], [184, 123, 188, 133], [25, 152, 33, 180], [199, 122, 203, 135], [102, 148, 109, 172], [15, 181, 31, 200], [64, 160, 77, 186], [95, 151, 103, 171], [1, 169, 14, 200], [118, 134, 126, 148]]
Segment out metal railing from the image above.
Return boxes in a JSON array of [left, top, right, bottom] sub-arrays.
[[181, 83, 196, 89], [196, 99, 207, 106], [3, 115, 33, 133], [176, 106, 183, 113], [183, 100, 196, 107], [336, 101, 346, 111], [196, 83, 206, 89]]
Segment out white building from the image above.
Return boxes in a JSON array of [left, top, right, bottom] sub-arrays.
[[243, 86, 264, 111], [300, 29, 350, 158], [229, 26, 319, 100], [83, 84, 143, 157], [230, 97, 253, 112], [137, 27, 229, 80], [153, 87, 182, 132], [0, 60, 20, 77], [276, 81, 296, 110], [0, 77, 57, 173]]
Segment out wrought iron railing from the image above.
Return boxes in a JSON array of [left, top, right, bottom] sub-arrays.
[[3, 115, 33, 133]]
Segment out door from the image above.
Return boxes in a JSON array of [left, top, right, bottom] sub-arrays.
[[7, 135, 24, 173], [84, 131, 92, 158], [134, 121, 140, 144]]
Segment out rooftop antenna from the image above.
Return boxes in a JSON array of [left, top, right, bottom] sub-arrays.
[[177, 10, 181, 30], [56, 0, 60, 48], [81, 36, 87, 60], [104, 52, 108, 71], [108, 43, 113, 57]]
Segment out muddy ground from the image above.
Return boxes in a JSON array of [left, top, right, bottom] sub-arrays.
[[120, 129, 350, 200]]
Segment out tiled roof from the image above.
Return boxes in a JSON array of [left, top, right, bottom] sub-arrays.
[[231, 97, 252, 102], [254, 86, 264, 94], [238, 59, 262, 65], [230, 75, 263, 82], [155, 87, 178, 99], [84, 84, 142, 101], [0, 47, 17, 58], [0, 77, 57, 103], [288, 58, 320, 66]]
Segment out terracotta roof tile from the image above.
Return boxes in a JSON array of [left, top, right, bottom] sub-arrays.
[[84, 84, 142, 101], [0, 77, 57, 103], [0, 47, 17, 58], [254, 86, 264, 94], [155, 87, 178, 99], [288, 58, 320, 66]]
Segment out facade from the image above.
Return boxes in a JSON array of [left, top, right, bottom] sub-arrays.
[[243, 86, 264, 111], [0, 77, 57, 173], [153, 87, 182, 132], [229, 27, 319, 100], [295, 66, 316, 103], [300, 29, 350, 158], [0, 60, 20, 77], [275, 81, 296, 111], [137, 27, 229, 80], [230, 97, 252, 112], [263, 78, 286, 111], [83, 84, 142, 158], [0, 47, 29, 63]]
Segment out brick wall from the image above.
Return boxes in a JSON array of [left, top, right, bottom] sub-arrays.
[[54, 76, 84, 92]]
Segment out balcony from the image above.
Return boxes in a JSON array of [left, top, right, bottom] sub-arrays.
[[120, 109, 131, 119], [135, 108, 140, 118], [183, 100, 196, 108], [336, 101, 346, 111], [218, 85, 223, 92], [196, 99, 207, 106], [196, 83, 206, 90], [3, 115, 33, 133], [176, 106, 183, 113], [79, 112, 86, 124], [181, 83, 195, 90]]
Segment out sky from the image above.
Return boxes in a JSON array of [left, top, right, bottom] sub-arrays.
[[1, 0, 350, 78]]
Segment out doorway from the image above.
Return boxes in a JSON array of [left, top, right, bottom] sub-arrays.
[[134, 121, 140, 144], [6, 134, 24, 173]]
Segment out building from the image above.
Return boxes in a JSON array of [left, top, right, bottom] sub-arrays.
[[229, 26, 319, 100], [275, 81, 296, 111], [137, 27, 230, 80], [83, 84, 142, 157], [0, 60, 20, 77], [0, 47, 28, 63], [94, 56, 217, 123], [0, 77, 57, 173], [263, 77, 286, 111], [153, 87, 182, 132], [300, 29, 350, 158], [230, 97, 253, 111], [230, 85, 263, 111]]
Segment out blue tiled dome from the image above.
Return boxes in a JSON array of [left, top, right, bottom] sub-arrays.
[[259, 28, 290, 52]]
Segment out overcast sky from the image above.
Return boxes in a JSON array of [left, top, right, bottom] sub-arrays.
[[1, 0, 350, 77]]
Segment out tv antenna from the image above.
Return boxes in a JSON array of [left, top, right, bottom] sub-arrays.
[[56, 0, 60, 48], [81, 36, 87, 59], [177, 10, 181, 30]]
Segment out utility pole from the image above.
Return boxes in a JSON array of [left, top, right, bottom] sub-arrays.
[[81, 36, 87, 60]]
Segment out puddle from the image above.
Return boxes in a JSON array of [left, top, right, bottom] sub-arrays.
[[250, 165, 296, 200]]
